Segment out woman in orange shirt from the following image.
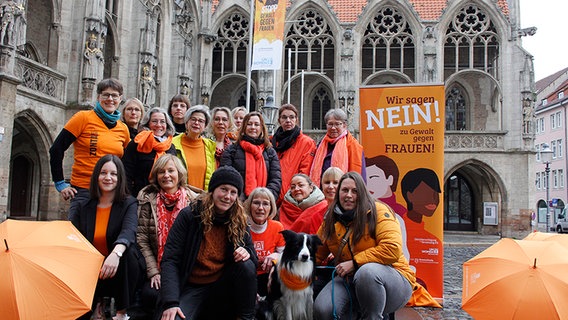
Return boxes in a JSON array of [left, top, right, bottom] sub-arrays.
[[70, 154, 138, 320]]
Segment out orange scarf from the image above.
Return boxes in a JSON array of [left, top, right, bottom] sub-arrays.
[[240, 140, 267, 196], [135, 130, 173, 162], [279, 267, 312, 290], [310, 131, 349, 187]]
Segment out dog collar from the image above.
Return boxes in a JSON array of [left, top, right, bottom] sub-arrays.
[[279, 268, 312, 290]]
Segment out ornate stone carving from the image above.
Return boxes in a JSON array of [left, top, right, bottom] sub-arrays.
[[15, 56, 65, 101], [445, 133, 503, 150], [139, 64, 156, 106], [83, 34, 104, 80], [174, 0, 194, 38], [0, 1, 25, 47]]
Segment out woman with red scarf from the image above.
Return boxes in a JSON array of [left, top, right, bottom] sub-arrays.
[[220, 111, 281, 200], [122, 107, 176, 197], [136, 154, 201, 315], [309, 108, 366, 188]]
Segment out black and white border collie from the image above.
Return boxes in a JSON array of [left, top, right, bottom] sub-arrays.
[[258, 230, 322, 320]]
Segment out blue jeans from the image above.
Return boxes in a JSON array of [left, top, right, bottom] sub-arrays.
[[314, 263, 412, 320]]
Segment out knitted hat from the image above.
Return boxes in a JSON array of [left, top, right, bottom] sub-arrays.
[[209, 166, 243, 195]]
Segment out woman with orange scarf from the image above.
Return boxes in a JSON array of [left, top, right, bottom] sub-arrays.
[[220, 111, 281, 200], [309, 108, 366, 188], [123, 107, 176, 197]]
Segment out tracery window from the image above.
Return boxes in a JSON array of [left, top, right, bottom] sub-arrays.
[[445, 86, 467, 130], [362, 6, 415, 80], [311, 86, 332, 130], [212, 12, 249, 82], [444, 5, 499, 79], [285, 9, 334, 77]]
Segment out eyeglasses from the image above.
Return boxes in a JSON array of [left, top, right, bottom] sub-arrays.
[[189, 117, 206, 125], [326, 122, 345, 128], [280, 115, 296, 121], [100, 93, 121, 100], [251, 200, 271, 208]]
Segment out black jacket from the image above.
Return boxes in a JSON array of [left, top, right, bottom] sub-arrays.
[[70, 195, 138, 253], [122, 140, 176, 197], [159, 201, 258, 310], [219, 142, 282, 199]]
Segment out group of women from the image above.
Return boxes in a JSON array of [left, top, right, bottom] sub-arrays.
[[51, 78, 418, 320]]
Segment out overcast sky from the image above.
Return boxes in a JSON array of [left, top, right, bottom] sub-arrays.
[[520, 0, 568, 81]]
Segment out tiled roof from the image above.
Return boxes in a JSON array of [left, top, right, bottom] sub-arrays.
[[536, 67, 568, 94], [327, 0, 367, 23], [210, 0, 510, 24]]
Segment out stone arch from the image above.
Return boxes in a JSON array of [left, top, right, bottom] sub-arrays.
[[9, 109, 54, 220], [444, 159, 507, 234], [362, 70, 413, 86], [446, 70, 503, 131], [210, 74, 257, 110]]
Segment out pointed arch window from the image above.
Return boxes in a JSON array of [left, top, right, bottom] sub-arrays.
[[212, 12, 250, 82], [444, 5, 499, 79], [362, 6, 415, 80], [446, 86, 468, 130], [311, 86, 332, 130]]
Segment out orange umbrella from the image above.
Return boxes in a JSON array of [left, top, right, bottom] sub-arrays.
[[0, 219, 104, 320], [462, 238, 568, 320], [524, 231, 568, 249]]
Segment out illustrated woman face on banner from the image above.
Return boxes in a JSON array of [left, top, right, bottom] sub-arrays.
[[401, 168, 441, 223]]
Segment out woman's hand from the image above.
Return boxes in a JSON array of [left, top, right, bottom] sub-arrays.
[[60, 186, 77, 201], [99, 253, 120, 279], [233, 246, 250, 262], [261, 252, 281, 272], [150, 273, 161, 289], [161, 307, 185, 320], [335, 260, 355, 278]]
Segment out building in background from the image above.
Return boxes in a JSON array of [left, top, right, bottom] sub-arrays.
[[534, 68, 568, 232], [0, 0, 536, 237]]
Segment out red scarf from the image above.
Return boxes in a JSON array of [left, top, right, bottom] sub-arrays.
[[310, 131, 349, 187], [156, 188, 187, 266], [240, 140, 267, 196], [215, 135, 232, 167], [135, 130, 173, 162]]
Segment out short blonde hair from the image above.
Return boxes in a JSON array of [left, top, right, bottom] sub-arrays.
[[121, 98, 145, 124], [208, 106, 236, 136], [149, 154, 188, 190], [244, 187, 278, 220], [322, 167, 344, 183]]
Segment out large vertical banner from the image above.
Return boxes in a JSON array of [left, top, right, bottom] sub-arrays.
[[360, 84, 445, 300], [251, 0, 286, 70]]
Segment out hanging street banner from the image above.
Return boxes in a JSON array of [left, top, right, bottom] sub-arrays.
[[251, 0, 286, 70], [360, 84, 445, 301]]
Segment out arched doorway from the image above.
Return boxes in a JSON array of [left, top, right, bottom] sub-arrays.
[[9, 155, 33, 217], [444, 173, 475, 231]]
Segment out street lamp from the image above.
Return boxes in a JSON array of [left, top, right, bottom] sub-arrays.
[[260, 95, 278, 135], [541, 143, 553, 232]]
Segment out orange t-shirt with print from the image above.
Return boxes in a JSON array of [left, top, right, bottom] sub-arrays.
[[64, 110, 130, 189], [251, 220, 285, 275]]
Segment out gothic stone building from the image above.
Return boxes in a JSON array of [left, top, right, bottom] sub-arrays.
[[0, 0, 536, 238]]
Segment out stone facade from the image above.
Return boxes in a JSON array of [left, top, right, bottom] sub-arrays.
[[0, 0, 536, 238]]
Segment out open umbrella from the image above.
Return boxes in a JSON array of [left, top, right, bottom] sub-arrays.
[[524, 231, 568, 249], [1, 219, 104, 320], [462, 238, 568, 320]]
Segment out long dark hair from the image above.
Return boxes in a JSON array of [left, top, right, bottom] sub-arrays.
[[89, 154, 129, 202], [321, 171, 377, 244]]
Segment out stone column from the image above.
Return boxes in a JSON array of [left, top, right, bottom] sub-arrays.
[[0, 71, 20, 217]]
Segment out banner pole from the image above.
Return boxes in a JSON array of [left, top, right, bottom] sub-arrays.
[[246, 0, 255, 112]]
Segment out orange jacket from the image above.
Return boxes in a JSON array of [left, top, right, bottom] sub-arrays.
[[276, 133, 316, 205]]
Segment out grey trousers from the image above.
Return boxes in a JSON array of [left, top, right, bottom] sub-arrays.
[[314, 263, 412, 320]]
